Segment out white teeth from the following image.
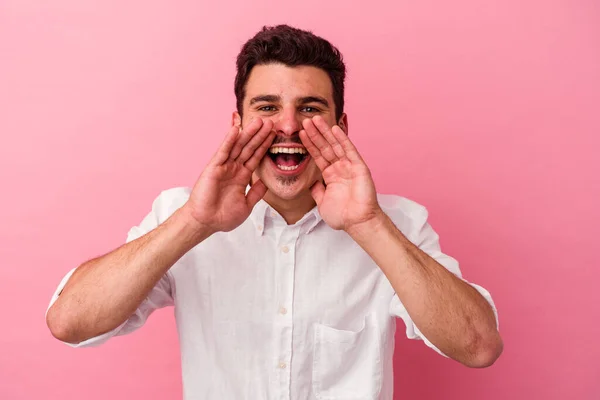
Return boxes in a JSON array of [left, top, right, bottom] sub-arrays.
[[277, 164, 300, 171], [269, 147, 307, 154], [270, 147, 307, 172]]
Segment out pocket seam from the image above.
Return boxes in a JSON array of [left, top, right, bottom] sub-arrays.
[[312, 314, 383, 400]]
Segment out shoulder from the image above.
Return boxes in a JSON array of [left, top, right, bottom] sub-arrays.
[[376, 193, 430, 234], [150, 187, 192, 222], [377, 193, 427, 219]]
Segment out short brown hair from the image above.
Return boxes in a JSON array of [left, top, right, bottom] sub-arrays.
[[234, 25, 346, 121]]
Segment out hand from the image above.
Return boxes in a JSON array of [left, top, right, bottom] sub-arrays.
[[183, 118, 275, 234], [300, 116, 383, 232]]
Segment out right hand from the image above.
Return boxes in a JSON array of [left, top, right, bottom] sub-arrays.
[[183, 118, 275, 234]]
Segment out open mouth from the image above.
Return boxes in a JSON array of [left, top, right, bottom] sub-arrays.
[[267, 146, 309, 172]]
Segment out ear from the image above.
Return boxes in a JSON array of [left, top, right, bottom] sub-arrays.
[[232, 111, 242, 128], [338, 113, 349, 135]]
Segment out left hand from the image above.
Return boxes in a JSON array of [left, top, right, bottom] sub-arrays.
[[300, 116, 383, 232]]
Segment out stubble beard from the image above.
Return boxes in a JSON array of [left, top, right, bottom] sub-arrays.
[[276, 175, 300, 186]]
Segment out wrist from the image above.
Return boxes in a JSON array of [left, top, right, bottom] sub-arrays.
[[172, 205, 216, 245], [346, 208, 389, 241]]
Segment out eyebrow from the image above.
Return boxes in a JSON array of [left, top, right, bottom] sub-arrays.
[[298, 96, 329, 108], [249, 95, 281, 105]]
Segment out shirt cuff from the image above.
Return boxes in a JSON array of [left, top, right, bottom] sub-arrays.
[[391, 279, 499, 358]]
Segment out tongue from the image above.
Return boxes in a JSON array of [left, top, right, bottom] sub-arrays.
[[274, 154, 303, 167]]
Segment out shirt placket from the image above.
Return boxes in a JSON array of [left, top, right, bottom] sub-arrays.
[[274, 224, 300, 400]]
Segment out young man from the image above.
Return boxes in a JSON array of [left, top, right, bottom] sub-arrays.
[[47, 25, 502, 399]]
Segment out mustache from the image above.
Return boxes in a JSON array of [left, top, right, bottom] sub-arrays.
[[271, 135, 303, 146]]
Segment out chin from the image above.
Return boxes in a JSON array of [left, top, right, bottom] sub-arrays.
[[264, 178, 311, 200]]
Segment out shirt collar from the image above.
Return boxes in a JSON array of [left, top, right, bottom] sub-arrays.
[[249, 198, 323, 236]]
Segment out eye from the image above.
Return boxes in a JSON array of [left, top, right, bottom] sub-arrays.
[[301, 106, 320, 113], [258, 105, 277, 112]]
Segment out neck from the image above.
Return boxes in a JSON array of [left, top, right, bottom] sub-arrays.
[[262, 189, 316, 225]]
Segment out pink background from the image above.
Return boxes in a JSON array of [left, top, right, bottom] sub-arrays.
[[1, 1, 598, 399]]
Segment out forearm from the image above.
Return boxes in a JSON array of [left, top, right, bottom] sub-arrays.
[[348, 213, 502, 368], [46, 205, 211, 344]]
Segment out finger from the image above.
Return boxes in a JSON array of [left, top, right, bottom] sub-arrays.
[[237, 119, 274, 164], [302, 118, 338, 163], [243, 129, 276, 171], [229, 118, 264, 161], [310, 180, 326, 206], [299, 129, 330, 171], [212, 125, 241, 165], [246, 179, 268, 209], [312, 116, 346, 160], [331, 124, 364, 163]]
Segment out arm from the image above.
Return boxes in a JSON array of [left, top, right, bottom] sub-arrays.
[[299, 115, 503, 368], [347, 213, 502, 368], [46, 207, 209, 344], [46, 118, 276, 344]]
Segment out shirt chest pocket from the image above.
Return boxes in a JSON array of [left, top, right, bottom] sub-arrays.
[[312, 313, 383, 400]]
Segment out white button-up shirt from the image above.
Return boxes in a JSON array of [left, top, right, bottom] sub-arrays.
[[48, 187, 498, 400]]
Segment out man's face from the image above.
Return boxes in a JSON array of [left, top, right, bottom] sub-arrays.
[[236, 63, 345, 202]]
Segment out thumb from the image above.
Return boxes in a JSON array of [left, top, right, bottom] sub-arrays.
[[310, 180, 326, 206], [246, 179, 268, 209]]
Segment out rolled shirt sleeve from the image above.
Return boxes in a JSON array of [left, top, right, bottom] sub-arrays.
[[388, 201, 499, 357], [46, 188, 189, 347]]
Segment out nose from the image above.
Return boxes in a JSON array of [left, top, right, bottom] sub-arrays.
[[273, 106, 302, 137]]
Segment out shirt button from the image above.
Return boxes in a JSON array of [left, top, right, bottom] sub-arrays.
[[279, 362, 287, 369], [281, 245, 289, 253], [279, 307, 287, 315], [257, 225, 263, 231]]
